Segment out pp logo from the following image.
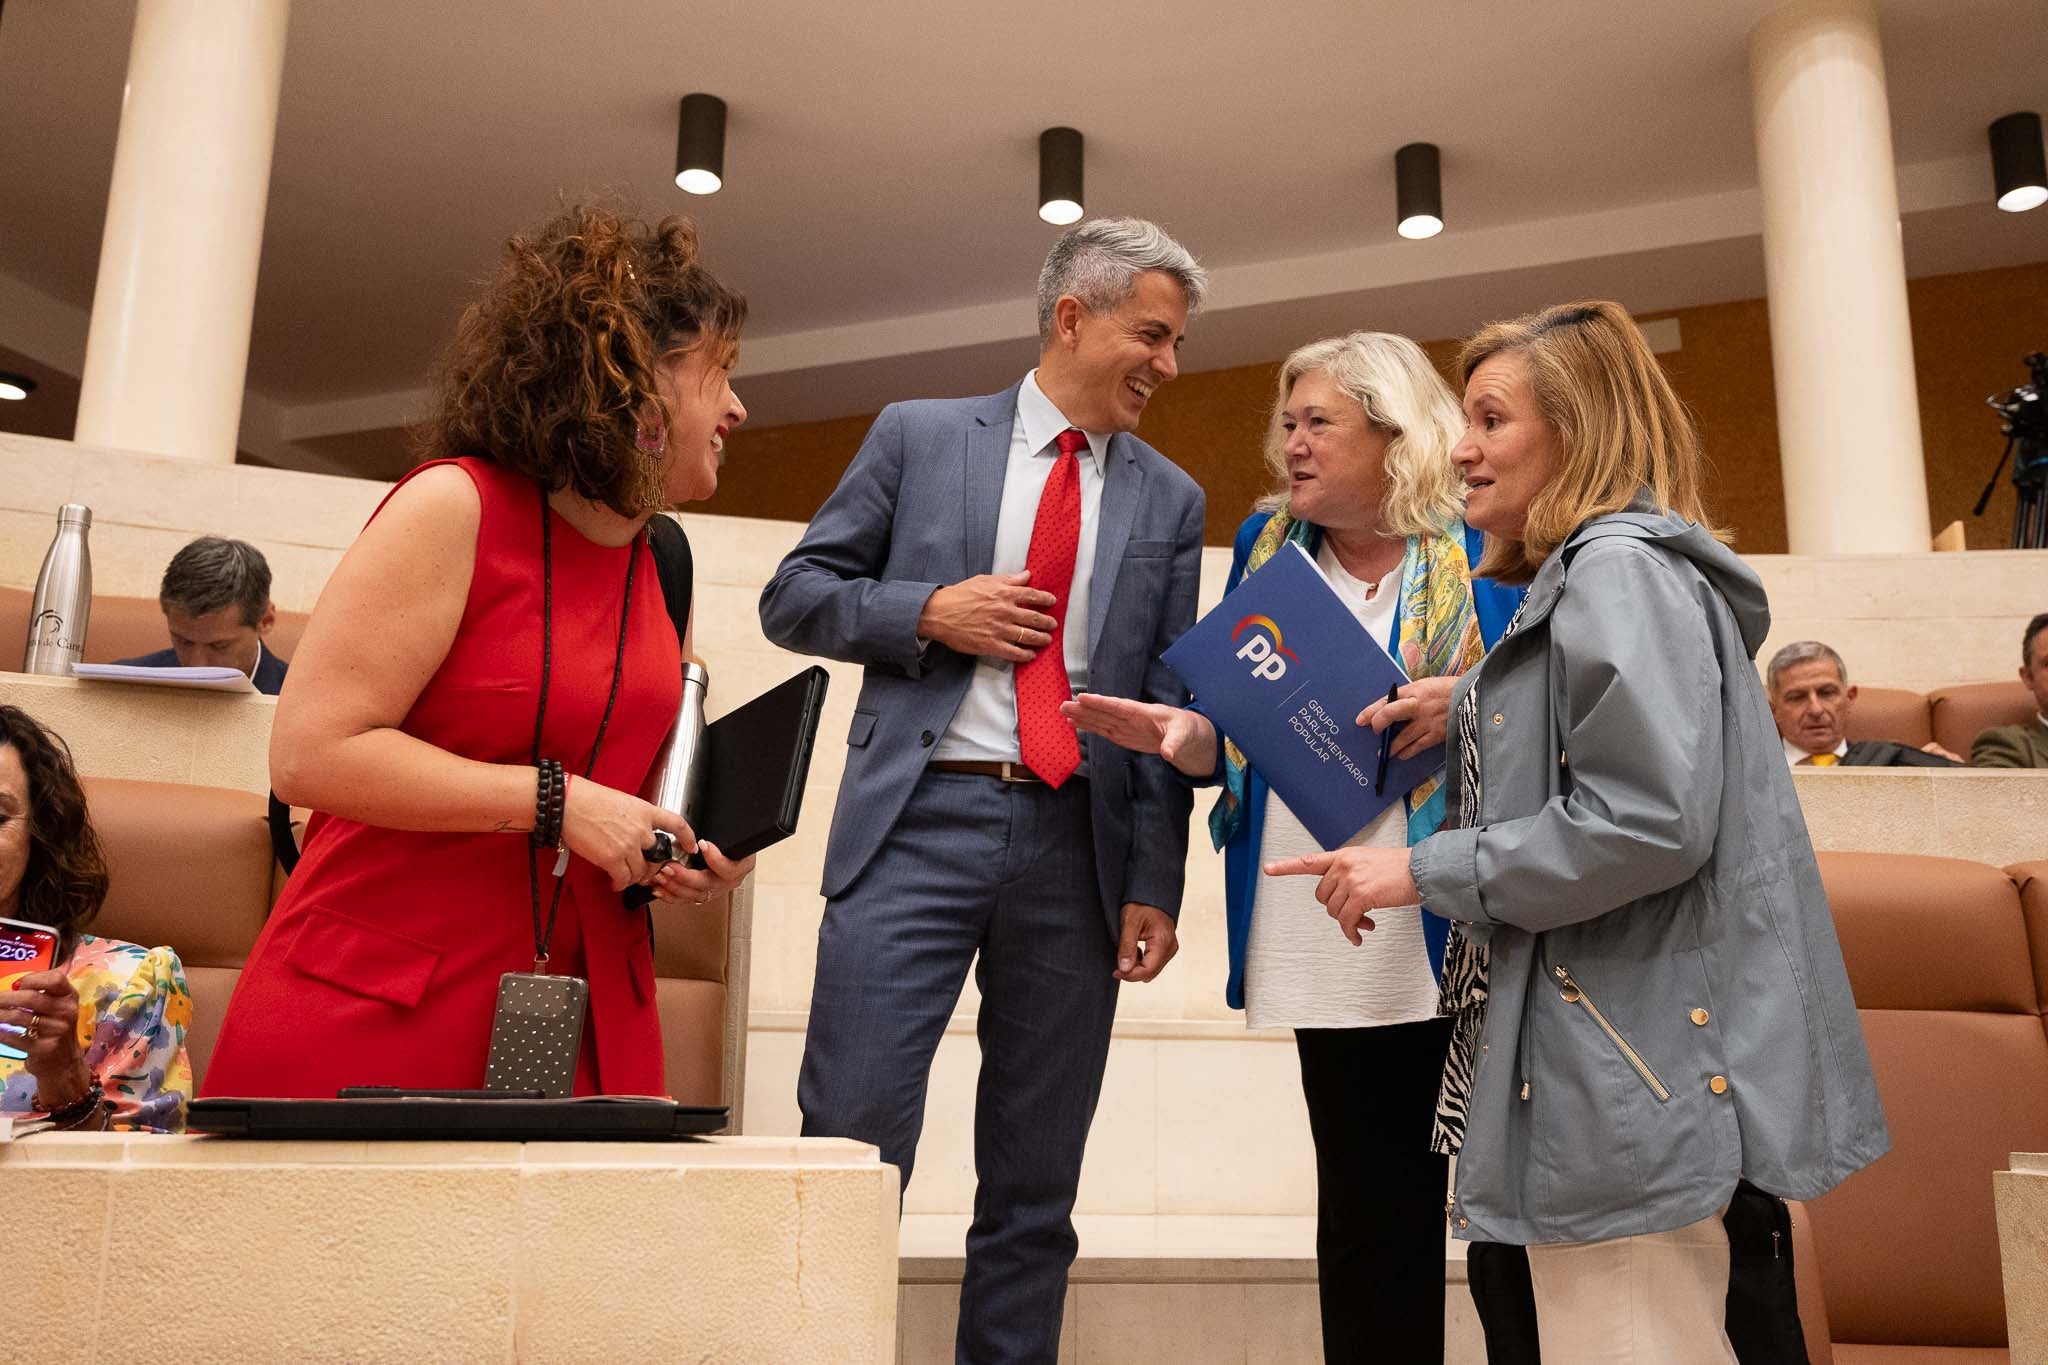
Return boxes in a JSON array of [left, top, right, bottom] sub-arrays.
[[1230, 615, 1298, 681]]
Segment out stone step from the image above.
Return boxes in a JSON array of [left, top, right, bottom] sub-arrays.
[[896, 1214, 1484, 1364]]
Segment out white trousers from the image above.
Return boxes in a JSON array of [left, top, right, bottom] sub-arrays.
[[1524, 1210, 1739, 1364]]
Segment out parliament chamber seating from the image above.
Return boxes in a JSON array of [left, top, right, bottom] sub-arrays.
[[1791, 853, 2048, 1363], [0, 585, 311, 667], [77, 775, 743, 1113], [1845, 682, 2039, 759]]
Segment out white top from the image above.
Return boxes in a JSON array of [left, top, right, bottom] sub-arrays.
[[1783, 736, 1849, 767], [1244, 542, 1439, 1030], [933, 370, 1108, 764]]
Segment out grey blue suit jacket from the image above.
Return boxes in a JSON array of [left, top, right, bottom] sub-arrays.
[[759, 383, 1204, 939]]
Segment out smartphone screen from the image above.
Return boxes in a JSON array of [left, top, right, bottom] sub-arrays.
[[0, 917, 60, 1062]]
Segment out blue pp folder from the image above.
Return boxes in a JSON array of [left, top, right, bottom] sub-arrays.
[[1160, 543, 1443, 849]]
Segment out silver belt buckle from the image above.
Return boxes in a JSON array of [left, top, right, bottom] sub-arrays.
[[997, 762, 1036, 784]]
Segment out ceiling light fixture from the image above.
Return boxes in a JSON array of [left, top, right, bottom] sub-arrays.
[[1989, 112, 2047, 213], [0, 372, 36, 402], [674, 93, 727, 196], [1396, 142, 1444, 239], [1038, 127, 1084, 226]]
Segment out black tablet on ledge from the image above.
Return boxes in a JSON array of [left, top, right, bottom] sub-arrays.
[[189, 1094, 728, 1141]]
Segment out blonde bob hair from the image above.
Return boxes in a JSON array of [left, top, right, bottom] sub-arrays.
[[1257, 332, 1465, 538], [1459, 300, 1724, 583]]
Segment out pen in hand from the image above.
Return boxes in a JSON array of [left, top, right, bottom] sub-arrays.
[[1373, 682, 1402, 796]]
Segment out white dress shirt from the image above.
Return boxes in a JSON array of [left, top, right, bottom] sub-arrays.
[[932, 371, 1108, 764], [1783, 736, 1849, 767], [1245, 544, 1439, 1030]]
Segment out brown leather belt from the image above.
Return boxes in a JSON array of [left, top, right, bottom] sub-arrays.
[[928, 760, 1047, 784]]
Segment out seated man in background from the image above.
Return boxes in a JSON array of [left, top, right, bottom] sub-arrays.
[[116, 536, 288, 694], [1767, 640, 1961, 767], [1972, 612, 2048, 768]]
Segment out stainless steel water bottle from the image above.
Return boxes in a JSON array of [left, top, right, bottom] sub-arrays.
[[22, 503, 92, 675], [642, 662, 711, 826]]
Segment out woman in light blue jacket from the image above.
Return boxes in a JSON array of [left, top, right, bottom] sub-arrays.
[[1269, 301, 1887, 1363]]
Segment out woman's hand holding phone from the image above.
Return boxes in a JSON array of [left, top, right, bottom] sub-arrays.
[[0, 967, 91, 1109]]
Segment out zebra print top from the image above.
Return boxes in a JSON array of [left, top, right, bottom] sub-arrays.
[[1430, 592, 1531, 1156]]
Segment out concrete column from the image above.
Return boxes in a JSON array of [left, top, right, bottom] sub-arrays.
[[74, 0, 291, 464], [1749, 0, 1930, 554]]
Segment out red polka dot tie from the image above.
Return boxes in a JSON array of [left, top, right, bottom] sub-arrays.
[[1015, 428, 1085, 787]]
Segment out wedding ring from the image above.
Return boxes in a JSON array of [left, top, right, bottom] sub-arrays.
[[24, 1013, 37, 1041]]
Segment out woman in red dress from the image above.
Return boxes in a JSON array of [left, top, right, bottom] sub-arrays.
[[205, 204, 754, 1098]]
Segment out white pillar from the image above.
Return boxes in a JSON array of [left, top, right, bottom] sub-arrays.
[[74, 0, 291, 465], [1749, 0, 1930, 554]]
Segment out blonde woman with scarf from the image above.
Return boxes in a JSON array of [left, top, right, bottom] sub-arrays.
[[1063, 331, 1521, 1363]]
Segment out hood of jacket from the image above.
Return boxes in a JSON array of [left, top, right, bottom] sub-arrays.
[[1559, 502, 1770, 660]]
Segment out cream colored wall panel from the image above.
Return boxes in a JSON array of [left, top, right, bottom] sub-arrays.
[[1155, 1036, 1315, 1216], [1074, 1283, 1249, 1365], [1074, 1039, 1163, 1216], [0, 673, 275, 795]]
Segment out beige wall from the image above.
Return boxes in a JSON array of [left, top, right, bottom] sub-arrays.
[[710, 260, 2048, 553]]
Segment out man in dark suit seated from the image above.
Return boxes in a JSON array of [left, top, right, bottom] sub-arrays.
[[1972, 612, 2048, 768], [116, 536, 289, 695], [1767, 640, 1959, 767]]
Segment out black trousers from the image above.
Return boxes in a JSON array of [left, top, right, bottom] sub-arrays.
[[1294, 1018, 1453, 1364]]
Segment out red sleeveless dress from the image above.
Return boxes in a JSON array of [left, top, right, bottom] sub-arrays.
[[204, 458, 682, 1098]]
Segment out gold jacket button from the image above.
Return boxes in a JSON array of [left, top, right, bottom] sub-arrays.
[[1690, 1008, 1710, 1026], [1491, 712, 1505, 726], [1709, 1075, 1730, 1095], [1458, 1218, 1470, 1229]]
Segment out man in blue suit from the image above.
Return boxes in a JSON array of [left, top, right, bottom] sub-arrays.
[[117, 535, 289, 694], [760, 218, 1207, 1363]]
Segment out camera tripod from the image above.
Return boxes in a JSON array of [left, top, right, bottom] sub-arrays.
[[1972, 432, 2048, 549]]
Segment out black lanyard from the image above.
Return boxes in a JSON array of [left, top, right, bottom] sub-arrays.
[[526, 483, 640, 971]]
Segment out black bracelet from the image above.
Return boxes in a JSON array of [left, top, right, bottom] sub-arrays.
[[42, 1078, 106, 1130], [547, 761, 567, 848], [531, 761, 555, 847]]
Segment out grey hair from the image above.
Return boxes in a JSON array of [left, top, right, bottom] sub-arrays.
[[159, 536, 273, 626], [1036, 217, 1207, 343], [1766, 640, 1847, 693]]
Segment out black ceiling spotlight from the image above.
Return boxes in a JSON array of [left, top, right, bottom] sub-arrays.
[[674, 93, 727, 196], [0, 371, 36, 402], [1038, 127, 1084, 226], [1396, 142, 1443, 240], [1989, 112, 2047, 213]]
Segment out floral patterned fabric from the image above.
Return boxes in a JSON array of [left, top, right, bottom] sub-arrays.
[[0, 935, 193, 1132]]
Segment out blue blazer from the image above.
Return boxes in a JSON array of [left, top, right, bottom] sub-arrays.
[[759, 383, 1205, 940], [1212, 511, 1522, 1009], [117, 644, 289, 696]]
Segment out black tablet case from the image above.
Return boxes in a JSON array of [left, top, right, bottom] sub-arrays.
[[188, 1095, 728, 1141], [691, 665, 829, 861]]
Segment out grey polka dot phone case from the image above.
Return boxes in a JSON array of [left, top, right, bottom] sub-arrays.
[[484, 972, 588, 1099]]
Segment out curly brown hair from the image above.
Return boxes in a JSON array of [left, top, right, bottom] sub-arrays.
[[422, 202, 747, 516], [0, 706, 109, 945]]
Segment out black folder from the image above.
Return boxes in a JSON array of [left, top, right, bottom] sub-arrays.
[[690, 664, 830, 863], [189, 1094, 727, 1141]]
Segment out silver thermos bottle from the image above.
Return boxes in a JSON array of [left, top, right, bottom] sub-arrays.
[[22, 503, 92, 675], [624, 662, 710, 908], [644, 661, 711, 828]]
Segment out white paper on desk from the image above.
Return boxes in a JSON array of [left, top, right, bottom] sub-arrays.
[[0, 1114, 54, 1142], [70, 663, 257, 693]]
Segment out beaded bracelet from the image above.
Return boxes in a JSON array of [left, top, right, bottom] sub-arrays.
[[545, 760, 566, 848], [530, 762, 554, 847]]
